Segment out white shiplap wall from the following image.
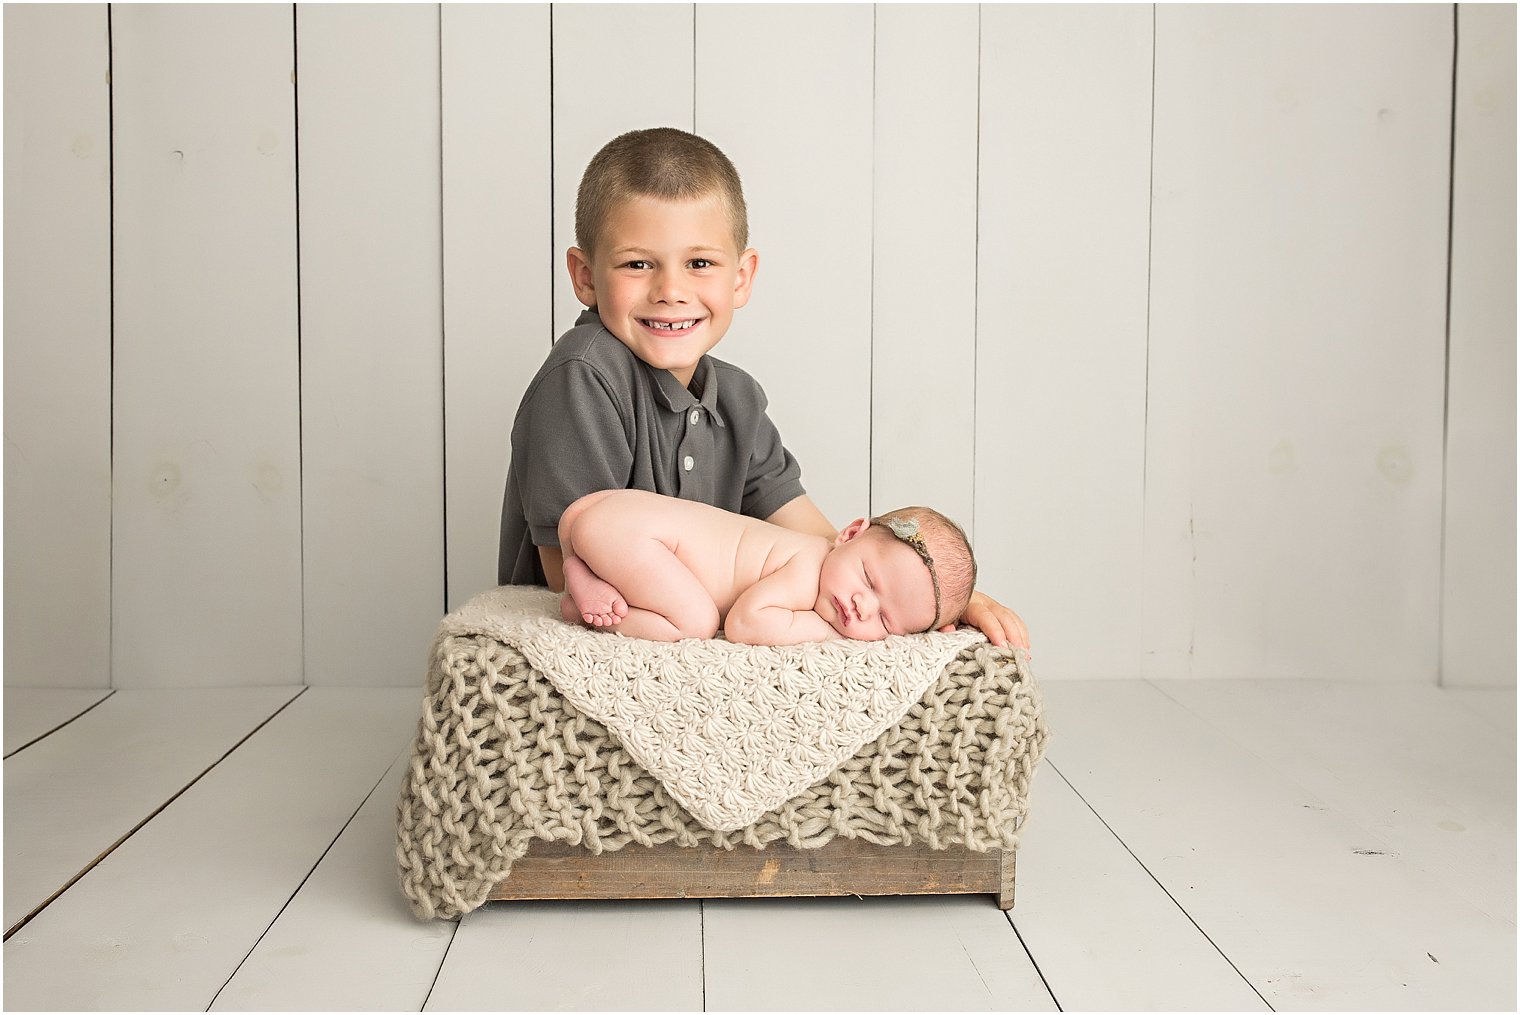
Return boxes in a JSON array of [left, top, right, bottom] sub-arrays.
[[3, 4, 112, 688], [296, 4, 444, 687], [3, 4, 1511, 688], [975, 4, 1153, 681], [109, 5, 303, 687], [1144, 5, 1454, 682], [1444, 3, 1517, 689]]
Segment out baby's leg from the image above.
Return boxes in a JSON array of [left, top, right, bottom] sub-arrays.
[[565, 495, 719, 641], [559, 491, 631, 626], [562, 556, 628, 627]]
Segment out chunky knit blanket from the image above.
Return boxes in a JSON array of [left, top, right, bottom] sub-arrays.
[[397, 586, 1048, 921]]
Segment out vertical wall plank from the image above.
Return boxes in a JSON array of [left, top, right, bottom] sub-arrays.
[[976, 5, 1152, 677], [1443, 4, 1516, 689], [442, 4, 552, 609], [551, 4, 694, 339], [298, 4, 444, 685], [696, 4, 874, 529], [1145, 6, 1452, 681], [111, 6, 301, 686], [872, 4, 978, 532], [3, 5, 111, 688]]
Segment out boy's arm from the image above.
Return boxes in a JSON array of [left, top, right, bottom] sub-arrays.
[[538, 546, 565, 592], [956, 590, 1031, 651], [765, 495, 838, 541], [725, 555, 838, 645], [509, 359, 634, 588]]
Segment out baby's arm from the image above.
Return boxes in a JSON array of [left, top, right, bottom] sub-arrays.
[[724, 553, 837, 646]]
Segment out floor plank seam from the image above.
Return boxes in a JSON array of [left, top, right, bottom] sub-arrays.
[[1004, 911, 1062, 1011], [3, 686, 310, 944], [421, 917, 461, 1011], [1045, 758, 1278, 1012], [206, 740, 406, 1011], [699, 899, 707, 1012], [3, 689, 116, 759]]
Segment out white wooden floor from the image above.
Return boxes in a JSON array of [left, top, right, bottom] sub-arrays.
[[3, 679, 1514, 1011]]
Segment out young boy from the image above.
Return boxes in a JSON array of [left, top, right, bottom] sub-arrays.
[[556, 489, 976, 645], [498, 127, 1029, 649]]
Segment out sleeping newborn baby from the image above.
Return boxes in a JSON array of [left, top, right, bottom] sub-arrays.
[[555, 489, 976, 645]]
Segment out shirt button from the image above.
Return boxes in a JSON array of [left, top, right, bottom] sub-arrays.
[[683, 455, 695, 472], [689, 409, 700, 426]]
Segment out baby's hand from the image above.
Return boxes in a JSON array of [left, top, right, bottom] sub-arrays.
[[956, 590, 1030, 651]]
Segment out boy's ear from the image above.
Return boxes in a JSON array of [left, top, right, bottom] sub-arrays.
[[835, 517, 870, 546], [566, 247, 597, 308], [731, 248, 760, 309]]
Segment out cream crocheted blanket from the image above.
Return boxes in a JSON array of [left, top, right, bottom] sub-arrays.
[[436, 586, 986, 831]]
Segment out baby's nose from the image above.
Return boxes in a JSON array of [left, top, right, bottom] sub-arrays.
[[855, 591, 877, 620]]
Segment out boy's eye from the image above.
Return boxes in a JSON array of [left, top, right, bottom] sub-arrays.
[[688, 258, 714, 270], [622, 260, 651, 270]]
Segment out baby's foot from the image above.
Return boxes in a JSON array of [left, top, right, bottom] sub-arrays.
[[562, 555, 629, 627]]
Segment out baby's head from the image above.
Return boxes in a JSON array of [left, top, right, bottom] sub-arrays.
[[815, 506, 977, 641], [575, 127, 748, 257]]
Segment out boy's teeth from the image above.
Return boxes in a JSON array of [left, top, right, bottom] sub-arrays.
[[646, 319, 695, 331]]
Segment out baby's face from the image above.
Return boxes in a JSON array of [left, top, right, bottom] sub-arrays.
[[814, 525, 938, 640], [566, 193, 758, 390]]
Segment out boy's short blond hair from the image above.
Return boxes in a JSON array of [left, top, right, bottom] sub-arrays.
[[871, 507, 978, 631], [576, 127, 749, 255]]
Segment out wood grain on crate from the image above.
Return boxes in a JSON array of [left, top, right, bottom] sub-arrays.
[[489, 839, 1015, 909]]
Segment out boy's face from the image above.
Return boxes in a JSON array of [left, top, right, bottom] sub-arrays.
[[567, 193, 758, 389], [814, 521, 938, 641]]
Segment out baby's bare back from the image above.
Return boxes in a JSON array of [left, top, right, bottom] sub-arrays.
[[611, 491, 827, 619]]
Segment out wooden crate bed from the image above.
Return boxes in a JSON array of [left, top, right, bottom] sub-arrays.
[[396, 591, 1048, 921]]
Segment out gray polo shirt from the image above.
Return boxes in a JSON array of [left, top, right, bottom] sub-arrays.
[[498, 309, 806, 586]]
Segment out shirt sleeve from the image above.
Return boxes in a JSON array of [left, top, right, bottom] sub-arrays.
[[740, 382, 806, 520], [512, 360, 634, 547]]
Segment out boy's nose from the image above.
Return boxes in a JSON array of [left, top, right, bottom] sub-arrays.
[[650, 270, 688, 303]]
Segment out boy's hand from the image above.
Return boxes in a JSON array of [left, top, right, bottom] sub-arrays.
[[947, 590, 1030, 651]]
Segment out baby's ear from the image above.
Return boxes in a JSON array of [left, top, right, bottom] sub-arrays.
[[835, 518, 870, 546]]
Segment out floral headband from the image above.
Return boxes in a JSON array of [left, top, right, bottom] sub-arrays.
[[871, 515, 944, 631]]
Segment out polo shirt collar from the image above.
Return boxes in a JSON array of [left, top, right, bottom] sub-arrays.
[[649, 357, 727, 428]]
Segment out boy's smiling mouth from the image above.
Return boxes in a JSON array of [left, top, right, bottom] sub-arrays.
[[640, 318, 700, 333]]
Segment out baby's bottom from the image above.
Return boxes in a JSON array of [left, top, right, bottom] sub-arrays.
[[557, 491, 719, 642]]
